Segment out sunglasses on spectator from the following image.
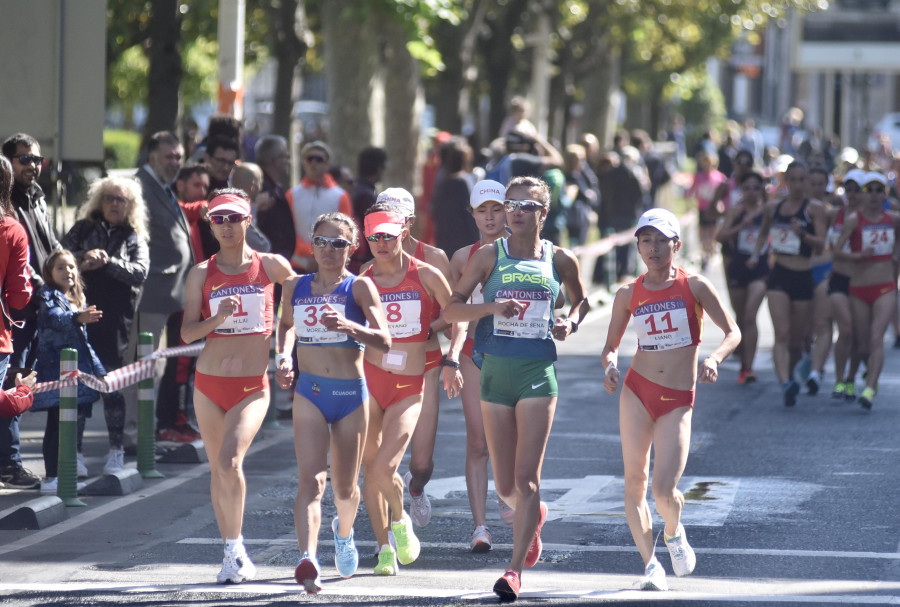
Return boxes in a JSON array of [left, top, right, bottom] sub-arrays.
[[15, 155, 43, 166], [209, 213, 247, 225], [305, 155, 326, 164], [504, 199, 545, 213], [313, 235, 352, 249], [101, 194, 128, 205], [366, 233, 399, 243], [865, 185, 886, 194]]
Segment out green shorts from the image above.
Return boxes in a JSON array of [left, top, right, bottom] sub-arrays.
[[480, 355, 558, 407]]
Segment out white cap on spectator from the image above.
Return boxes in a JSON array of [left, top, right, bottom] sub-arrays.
[[376, 187, 415, 217], [635, 208, 680, 239], [470, 180, 506, 209], [864, 172, 887, 187], [844, 169, 868, 185]]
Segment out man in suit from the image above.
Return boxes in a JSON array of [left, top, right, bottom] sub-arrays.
[[124, 131, 195, 446]]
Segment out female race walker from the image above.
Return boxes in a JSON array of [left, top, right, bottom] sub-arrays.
[[833, 172, 900, 410], [275, 212, 391, 592], [444, 176, 589, 602], [181, 189, 293, 584], [360, 203, 462, 576], [749, 160, 826, 406], [448, 179, 508, 551], [600, 208, 739, 591]]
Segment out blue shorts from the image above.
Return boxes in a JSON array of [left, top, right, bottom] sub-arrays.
[[295, 372, 367, 424], [811, 261, 832, 288]]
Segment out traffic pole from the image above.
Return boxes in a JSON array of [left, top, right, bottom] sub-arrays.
[[137, 332, 163, 478], [57, 348, 85, 506]]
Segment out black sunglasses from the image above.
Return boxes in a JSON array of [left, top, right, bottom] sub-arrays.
[[209, 213, 247, 225], [865, 185, 886, 194], [366, 233, 399, 243], [15, 154, 43, 166], [504, 199, 545, 213], [305, 155, 326, 164], [313, 235, 352, 249]]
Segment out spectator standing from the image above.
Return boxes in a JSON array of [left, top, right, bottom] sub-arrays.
[[563, 144, 598, 246], [204, 136, 240, 192], [62, 177, 149, 473], [594, 151, 645, 284], [0, 133, 60, 489], [174, 164, 216, 262], [285, 141, 353, 274], [231, 162, 273, 253], [348, 146, 387, 273], [740, 118, 765, 167], [128, 131, 194, 445], [255, 135, 295, 264], [0, 155, 35, 488], [432, 137, 479, 258], [632, 130, 671, 208], [419, 131, 453, 245]]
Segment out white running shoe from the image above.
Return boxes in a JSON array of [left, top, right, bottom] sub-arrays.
[[665, 524, 696, 577], [40, 477, 86, 493], [639, 557, 668, 591], [403, 470, 432, 528], [103, 449, 125, 475], [217, 544, 256, 584], [469, 525, 492, 553], [76, 453, 88, 478], [497, 497, 515, 526]]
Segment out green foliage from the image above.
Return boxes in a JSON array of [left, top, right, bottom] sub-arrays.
[[666, 68, 728, 148], [103, 129, 142, 169], [182, 37, 220, 109]]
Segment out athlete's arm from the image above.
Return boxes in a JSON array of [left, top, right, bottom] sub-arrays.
[[343, 276, 391, 352], [805, 200, 827, 253], [261, 252, 295, 285], [275, 275, 300, 388], [689, 275, 741, 384], [748, 200, 776, 264], [600, 284, 633, 395], [442, 244, 516, 323], [424, 245, 453, 334], [715, 205, 743, 243], [551, 247, 589, 341], [422, 264, 465, 397], [833, 213, 864, 261], [180, 262, 232, 344]]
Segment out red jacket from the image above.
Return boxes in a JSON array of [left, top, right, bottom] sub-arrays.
[[0, 385, 33, 416], [0, 216, 33, 353]]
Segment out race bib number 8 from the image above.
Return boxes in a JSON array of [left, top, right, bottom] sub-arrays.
[[862, 224, 894, 256], [294, 294, 348, 344], [211, 285, 265, 335], [633, 298, 692, 351], [381, 291, 422, 339], [493, 289, 552, 339], [770, 225, 801, 255]]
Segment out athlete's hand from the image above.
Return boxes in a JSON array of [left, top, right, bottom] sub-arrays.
[[442, 366, 463, 398], [860, 247, 874, 259], [745, 255, 759, 269], [214, 296, 240, 323], [698, 357, 719, 383], [552, 317, 572, 340], [604, 366, 620, 394], [275, 360, 294, 389], [495, 299, 523, 319], [320, 304, 349, 333]]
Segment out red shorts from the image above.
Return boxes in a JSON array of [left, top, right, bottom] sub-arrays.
[[424, 348, 441, 372], [849, 282, 896, 306], [624, 368, 694, 421], [195, 371, 269, 412], [461, 337, 475, 359], [363, 361, 425, 410]]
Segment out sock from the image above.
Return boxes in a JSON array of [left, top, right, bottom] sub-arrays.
[[808, 370, 820, 382], [225, 536, 244, 552]]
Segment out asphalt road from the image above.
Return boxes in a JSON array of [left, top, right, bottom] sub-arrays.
[[2, 257, 900, 606]]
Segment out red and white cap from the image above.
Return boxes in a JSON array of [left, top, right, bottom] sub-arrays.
[[364, 210, 406, 237], [208, 193, 251, 216]]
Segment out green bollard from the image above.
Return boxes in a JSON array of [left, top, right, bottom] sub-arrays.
[[58, 348, 86, 506], [263, 347, 280, 429], [137, 332, 164, 478]]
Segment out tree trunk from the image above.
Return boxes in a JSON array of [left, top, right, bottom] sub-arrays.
[[429, 19, 465, 134], [321, 0, 378, 168], [270, 0, 306, 140], [379, 13, 421, 193], [580, 36, 620, 148], [484, 0, 528, 141], [144, 0, 182, 143]]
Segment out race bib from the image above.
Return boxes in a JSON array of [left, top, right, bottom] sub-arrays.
[[293, 294, 348, 344], [633, 298, 693, 351], [737, 226, 761, 255], [492, 289, 552, 339], [862, 224, 894, 256], [380, 291, 422, 339], [770, 225, 801, 255], [210, 284, 266, 335]]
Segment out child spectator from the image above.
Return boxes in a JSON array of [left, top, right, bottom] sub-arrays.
[[31, 250, 105, 492]]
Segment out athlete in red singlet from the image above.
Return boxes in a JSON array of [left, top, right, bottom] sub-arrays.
[[359, 202, 462, 576], [833, 171, 900, 409], [601, 208, 739, 592], [181, 189, 293, 585], [448, 179, 507, 552]]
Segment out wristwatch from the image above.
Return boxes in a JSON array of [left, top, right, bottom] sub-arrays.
[[440, 356, 460, 369], [568, 318, 579, 333]]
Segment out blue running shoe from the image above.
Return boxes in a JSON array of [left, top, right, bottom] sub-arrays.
[[332, 517, 359, 578]]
